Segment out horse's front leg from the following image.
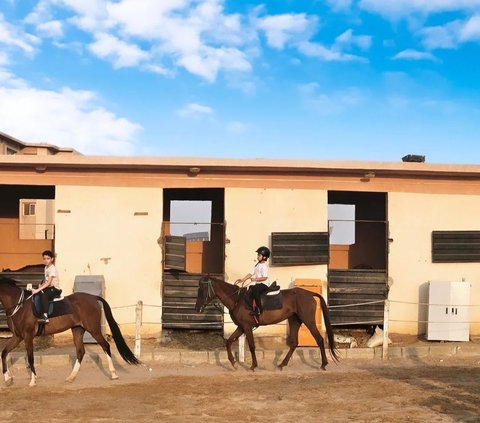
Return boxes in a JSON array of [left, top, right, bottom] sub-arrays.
[[225, 326, 244, 369], [244, 328, 258, 371], [24, 335, 37, 387], [2, 335, 21, 386]]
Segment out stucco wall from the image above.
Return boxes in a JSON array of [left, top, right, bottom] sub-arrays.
[[224, 188, 328, 338], [388, 192, 480, 336], [54, 186, 164, 336]]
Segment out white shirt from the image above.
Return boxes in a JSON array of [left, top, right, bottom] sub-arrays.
[[44, 264, 59, 288], [252, 262, 270, 286]]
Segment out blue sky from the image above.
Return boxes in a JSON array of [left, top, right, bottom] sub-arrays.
[[1, 1, 480, 163]]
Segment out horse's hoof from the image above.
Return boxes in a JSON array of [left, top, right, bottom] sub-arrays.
[[65, 377, 75, 383], [28, 382, 36, 387], [5, 378, 13, 387], [277, 365, 284, 371], [320, 366, 327, 371], [111, 374, 119, 380]]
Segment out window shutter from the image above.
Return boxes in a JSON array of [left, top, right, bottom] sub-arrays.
[[432, 231, 480, 263], [271, 232, 329, 266]]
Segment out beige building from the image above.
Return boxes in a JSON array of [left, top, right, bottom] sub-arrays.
[[1, 133, 479, 341]]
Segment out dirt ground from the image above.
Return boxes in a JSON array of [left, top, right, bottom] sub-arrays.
[[1, 331, 480, 422]]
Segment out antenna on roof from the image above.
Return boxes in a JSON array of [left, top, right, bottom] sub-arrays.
[[402, 154, 425, 163]]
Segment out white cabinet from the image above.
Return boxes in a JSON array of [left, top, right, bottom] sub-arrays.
[[427, 281, 470, 342]]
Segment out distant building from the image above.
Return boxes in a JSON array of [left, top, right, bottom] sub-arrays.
[[183, 231, 210, 241], [0, 130, 79, 156]]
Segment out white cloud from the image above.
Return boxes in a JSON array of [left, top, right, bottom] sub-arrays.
[[36, 20, 64, 38], [88, 32, 150, 68], [0, 72, 140, 155], [420, 20, 462, 49], [297, 41, 367, 62], [392, 48, 438, 61], [255, 13, 316, 49], [335, 29, 372, 50], [326, 0, 353, 12], [28, 0, 252, 82], [459, 14, 480, 41], [177, 102, 214, 118], [359, 0, 480, 19], [419, 16, 480, 50]]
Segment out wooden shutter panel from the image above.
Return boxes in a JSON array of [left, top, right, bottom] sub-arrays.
[[271, 232, 329, 266], [432, 231, 480, 263], [164, 235, 187, 270]]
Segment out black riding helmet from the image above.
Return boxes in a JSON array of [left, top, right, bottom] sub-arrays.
[[256, 246, 271, 259]]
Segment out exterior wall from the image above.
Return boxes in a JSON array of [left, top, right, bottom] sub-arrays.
[[224, 188, 328, 338], [388, 192, 480, 336], [0, 217, 51, 270], [54, 186, 164, 336]]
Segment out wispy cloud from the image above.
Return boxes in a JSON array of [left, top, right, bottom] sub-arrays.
[[335, 29, 372, 51], [177, 102, 214, 119], [299, 82, 364, 114], [298, 41, 367, 62], [0, 12, 39, 55], [392, 48, 438, 61], [360, 0, 480, 19], [419, 15, 480, 50]]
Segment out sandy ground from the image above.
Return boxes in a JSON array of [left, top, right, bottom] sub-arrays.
[[1, 346, 479, 423]]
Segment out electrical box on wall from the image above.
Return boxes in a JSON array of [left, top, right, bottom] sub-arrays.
[[73, 275, 106, 343], [427, 280, 470, 342]]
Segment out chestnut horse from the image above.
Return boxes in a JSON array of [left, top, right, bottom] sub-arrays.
[[195, 275, 339, 371], [0, 277, 140, 387]]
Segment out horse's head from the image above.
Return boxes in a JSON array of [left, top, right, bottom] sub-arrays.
[[195, 276, 216, 313]]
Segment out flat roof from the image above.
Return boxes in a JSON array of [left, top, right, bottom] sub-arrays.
[[0, 154, 479, 178]]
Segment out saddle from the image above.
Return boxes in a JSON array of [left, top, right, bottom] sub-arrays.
[[31, 290, 73, 319], [244, 282, 283, 313]]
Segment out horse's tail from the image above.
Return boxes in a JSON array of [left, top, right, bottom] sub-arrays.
[[315, 293, 340, 363], [96, 296, 141, 365]]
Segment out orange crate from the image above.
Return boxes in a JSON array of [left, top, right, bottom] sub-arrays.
[[293, 279, 324, 347]]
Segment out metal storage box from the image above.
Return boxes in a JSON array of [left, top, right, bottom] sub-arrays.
[[427, 280, 470, 342]]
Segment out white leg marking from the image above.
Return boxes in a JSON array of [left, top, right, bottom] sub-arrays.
[[66, 359, 81, 382], [29, 372, 36, 387], [105, 353, 119, 380], [4, 370, 13, 385]]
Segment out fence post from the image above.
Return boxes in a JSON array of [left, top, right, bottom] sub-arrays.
[[382, 299, 389, 360], [238, 334, 245, 363], [135, 300, 143, 359]]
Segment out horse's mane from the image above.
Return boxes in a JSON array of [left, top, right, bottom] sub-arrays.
[[0, 277, 19, 287]]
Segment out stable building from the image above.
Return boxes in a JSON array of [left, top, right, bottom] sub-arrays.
[[1, 134, 479, 341]]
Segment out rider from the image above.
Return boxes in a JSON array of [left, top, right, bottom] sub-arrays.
[[236, 246, 271, 315], [32, 250, 60, 323]]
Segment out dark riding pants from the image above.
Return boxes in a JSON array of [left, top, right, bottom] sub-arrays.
[[251, 283, 269, 312], [38, 287, 60, 315]]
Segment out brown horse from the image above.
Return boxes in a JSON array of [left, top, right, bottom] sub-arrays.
[[0, 277, 140, 387], [195, 275, 339, 371]]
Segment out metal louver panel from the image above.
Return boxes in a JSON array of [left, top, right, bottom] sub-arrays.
[[271, 232, 329, 266], [164, 235, 186, 271], [432, 231, 480, 263]]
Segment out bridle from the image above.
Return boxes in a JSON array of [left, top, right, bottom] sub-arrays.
[[199, 277, 241, 313], [200, 278, 217, 307]]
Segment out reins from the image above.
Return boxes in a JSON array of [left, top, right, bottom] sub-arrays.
[[6, 289, 31, 318]]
